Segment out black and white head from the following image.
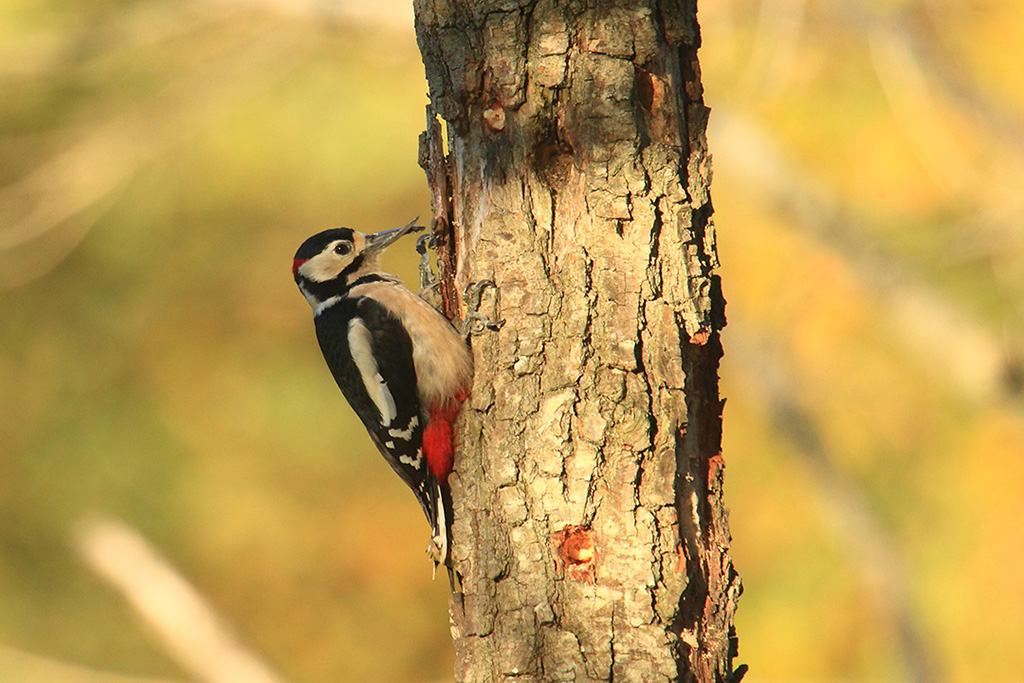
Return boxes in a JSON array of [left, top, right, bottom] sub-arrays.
[[292, 220, 419, 310]]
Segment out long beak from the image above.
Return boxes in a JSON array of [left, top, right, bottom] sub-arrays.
[[364, 217, 424, 254]]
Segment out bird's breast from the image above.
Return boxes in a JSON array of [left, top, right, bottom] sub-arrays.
[[349, 281, 473, 409]]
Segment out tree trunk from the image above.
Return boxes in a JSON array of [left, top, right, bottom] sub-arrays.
[[414, 1, 741, 681]]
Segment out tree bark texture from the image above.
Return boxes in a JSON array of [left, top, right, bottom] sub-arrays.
[[414, 2, 741, 681]]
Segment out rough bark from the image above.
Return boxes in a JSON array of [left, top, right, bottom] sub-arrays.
[[413, 1, 741, 681]]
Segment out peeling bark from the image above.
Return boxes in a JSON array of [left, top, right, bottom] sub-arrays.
[[414, 1, 741, 681]]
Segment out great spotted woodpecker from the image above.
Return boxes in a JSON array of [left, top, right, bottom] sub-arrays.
[[292, 219, 472, 578]]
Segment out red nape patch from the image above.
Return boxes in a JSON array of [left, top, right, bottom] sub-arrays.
[[292, 258, 308, 280]]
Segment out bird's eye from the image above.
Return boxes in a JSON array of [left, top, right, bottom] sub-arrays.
[[334, 242, 352, 256]]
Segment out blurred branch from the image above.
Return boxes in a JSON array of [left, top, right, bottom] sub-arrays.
[[821, 2, 1024, 154], [866, 22, 980, 197], [0, 6, 317, 290], [861, 7, 1024, 287], [72, 516, 290, 683], [727, 325, 942, 683], [710, 108, 1021, 403], [213, 0, 413, 28], [738, 0, 807, 100], [724, 1, 1024, 278], [0, 123, 149, 288], [0, 646, 187, 683]]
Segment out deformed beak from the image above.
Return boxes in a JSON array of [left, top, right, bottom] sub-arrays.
[[364, 217, 425, 254]]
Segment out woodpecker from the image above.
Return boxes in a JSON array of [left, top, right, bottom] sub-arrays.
[[292, 219, 472, 577]]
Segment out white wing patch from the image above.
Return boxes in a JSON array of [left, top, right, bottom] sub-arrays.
[[399, 446, 423, 470], [399, 453, 422, 469], [389, 415, 419, 440], [347, 317, 397, 427]]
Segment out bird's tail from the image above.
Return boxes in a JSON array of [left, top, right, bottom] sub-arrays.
[[428, 479, 459, 593]]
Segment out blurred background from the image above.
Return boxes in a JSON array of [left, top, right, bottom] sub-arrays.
[[1, 0, 1022, 681]]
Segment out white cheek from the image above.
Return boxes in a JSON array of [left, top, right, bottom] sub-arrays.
[[299, 253, 343, 283]]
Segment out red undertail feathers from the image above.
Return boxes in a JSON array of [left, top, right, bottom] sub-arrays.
[[422, 392, 468, 483]]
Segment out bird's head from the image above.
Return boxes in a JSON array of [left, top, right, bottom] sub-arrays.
[[292, 219, 420, 309]]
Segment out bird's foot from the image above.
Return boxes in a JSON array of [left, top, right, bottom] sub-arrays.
[[416, 234, 444, 309], [460, 280, 504, 338]]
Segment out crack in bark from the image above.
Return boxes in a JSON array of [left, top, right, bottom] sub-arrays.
[[673, 315, 729, 682]]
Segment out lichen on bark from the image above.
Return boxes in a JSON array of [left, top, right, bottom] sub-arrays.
[[414, 1, 741, 681]]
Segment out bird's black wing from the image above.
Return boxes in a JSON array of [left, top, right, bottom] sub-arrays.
[[314, 297, 441, 530]]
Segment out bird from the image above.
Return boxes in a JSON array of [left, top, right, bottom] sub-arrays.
[[292, 219, 473, 581]]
